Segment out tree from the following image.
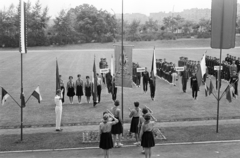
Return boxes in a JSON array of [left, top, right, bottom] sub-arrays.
[[143, 18, 158, 32], [198, 18, 211, 33], [182, 20, 194, 34]]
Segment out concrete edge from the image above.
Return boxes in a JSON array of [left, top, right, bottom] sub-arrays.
[[1, 139, 240, 154]]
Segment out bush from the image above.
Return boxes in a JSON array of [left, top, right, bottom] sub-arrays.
[[157, 32, 176, 40], [197, 32, 211, 38]]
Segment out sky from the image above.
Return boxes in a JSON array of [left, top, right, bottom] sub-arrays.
[[0, 0, 237, 17]]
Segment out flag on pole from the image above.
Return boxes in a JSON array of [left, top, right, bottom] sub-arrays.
[[205, 84, 209, 96], [32, 86, 42, 103], [111, 55, 114, 76], [226, 85, 232, 103], [151, 47, 156, 87], [209, 79, 214, 95], [19, 0, 27, 53], [56, 59, 60, 92], [20, 92, 26, 107], [196, 53, 206, 88], [1, 88, 9, 106], [92, 57, 97, 104]]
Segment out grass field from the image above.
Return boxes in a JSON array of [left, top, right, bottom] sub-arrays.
[[1, 124, 240, 151], [0, 39, 240, 127]]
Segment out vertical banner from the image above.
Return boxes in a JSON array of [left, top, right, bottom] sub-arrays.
[[19, 0, 27, 53], [114, 45, 133, 88]]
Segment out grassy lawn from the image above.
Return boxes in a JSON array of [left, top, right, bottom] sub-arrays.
[[1, 124, 240, 151], [0, 39, 240, 127]]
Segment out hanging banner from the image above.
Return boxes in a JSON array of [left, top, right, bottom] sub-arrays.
[[114, 45, 133, 88]]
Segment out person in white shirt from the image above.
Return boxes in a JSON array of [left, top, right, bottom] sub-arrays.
[[97, 73, 102, 103], [55, 89, 63, 131]]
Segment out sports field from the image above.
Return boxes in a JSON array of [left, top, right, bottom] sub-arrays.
[[0, 38, 240, 127]]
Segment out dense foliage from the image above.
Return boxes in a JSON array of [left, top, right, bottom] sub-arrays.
[[1, 0, 240, 47]]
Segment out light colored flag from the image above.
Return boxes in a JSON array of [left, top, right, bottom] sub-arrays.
[[1, 88, 9, 106], [32, 86, 43, 103], [151, 47, 156, 88], [209, 79, 214, 95], [196, 53, 206, 88], [19, 0, 27, 53]]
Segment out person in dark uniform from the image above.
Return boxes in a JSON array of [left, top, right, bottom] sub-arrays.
[[236, 57, 240, 73], [136, 66, 141, 87], [99, 113, 119, 158], [181, 65, 189, 93], [76, 74, 84, 104], [225, 54, 230, 63], [230, 60, 237, 78], [149, 75, 156, 100], [229, 70, 239, 97], [112, 75, 117, 102], [129, 102, 141, 145], [67, 76, 75, 104], [105, 70, 112, 93], [190, 72, 199, 100], [140, 113, 155, 158], [59, 75, 65, 103], [84, 76, 91, 104], [111, 100, 123, 147], [97, 73, 102, 103], [142, 67, 150, 93]]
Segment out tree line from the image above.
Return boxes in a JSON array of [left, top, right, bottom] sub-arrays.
[[1, 0, 240, 47]]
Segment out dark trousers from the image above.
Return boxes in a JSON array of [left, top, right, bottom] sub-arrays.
[[150, 85, 155, 98], [106, 81, 112, 93], [192, 89, 198, 98], [136, 76, 141, 86], [182, 78, 188, 92], [234, 82, 238, 95], [101, 74, 105, 84], [97, 85, 101, 102], [143, 80, 148, 92], [112, 87, 117, 101]]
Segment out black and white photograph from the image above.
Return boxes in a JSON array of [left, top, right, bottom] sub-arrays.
[[1, 0, 240, 157]]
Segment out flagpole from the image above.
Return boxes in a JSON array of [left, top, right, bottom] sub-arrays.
[[216, 1, 225, 133], [21, 53, 23, 141], [121, 0, 124, 122]]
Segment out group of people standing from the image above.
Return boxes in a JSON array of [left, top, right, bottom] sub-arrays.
[[59, 74, 102, 105], [99, 100, 156, 158], [156, 58, 178, 86]]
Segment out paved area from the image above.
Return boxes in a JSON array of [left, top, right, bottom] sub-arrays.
[[1, 141, 240, 158], [1, 119, 240, 135]]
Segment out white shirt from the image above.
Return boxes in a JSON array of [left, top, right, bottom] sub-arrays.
[[97, 77, 102, 85], [54, 95, 62, 107]]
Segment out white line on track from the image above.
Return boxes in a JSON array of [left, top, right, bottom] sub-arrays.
[[1, 46, 240, 53], [1, 139, 240, 154]]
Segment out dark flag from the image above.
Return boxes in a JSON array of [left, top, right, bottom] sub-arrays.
[[20, 92, 25, 108], [56, 59, 61, 92], [92, 57, 98, 106], [1, 88, 9, 106]]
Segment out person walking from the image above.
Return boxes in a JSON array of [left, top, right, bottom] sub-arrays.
[[229, 70, 239, 97], [149, 75, 156, 100], [84, 76, 92, 103], [59, 75, 65, 103], [67, 76, 75, 104], [76, 74, 84, 104], [111, 75, 117, 102], [99, 113, 119, 158], [181, 66, 189, 93], [97, 73, 102, 103], [106, 70, 112, 93], [55, 89, 63, 131], [111, 100, 123, 147], [142, 67, 149, 93], [140, 113, 155, 158], [190, 72, 199, 100]]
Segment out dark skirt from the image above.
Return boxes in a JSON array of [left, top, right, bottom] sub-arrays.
[[141, 131, 155, 148], [85, 86, 91, 97], [99, 132, 113, 150], [67, 87, 75, 97], [111, 117, 123, 135], [76, 85, 83, 96], [130, 117, 139, 133]]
